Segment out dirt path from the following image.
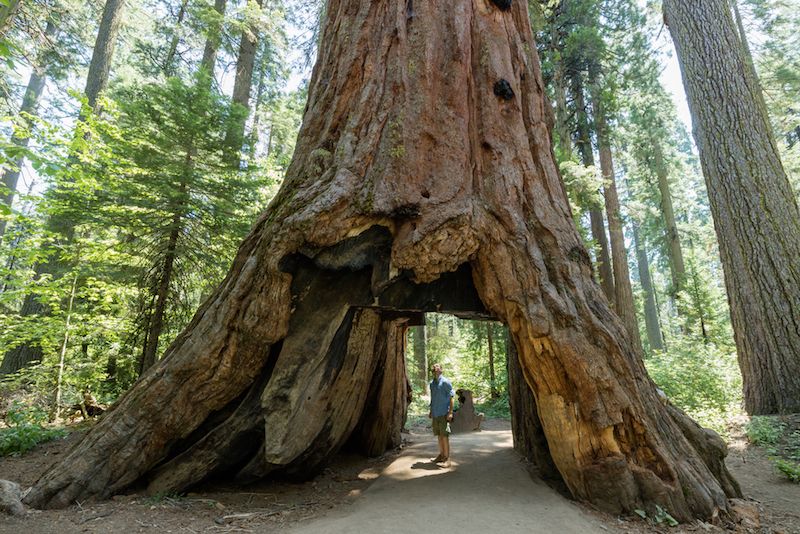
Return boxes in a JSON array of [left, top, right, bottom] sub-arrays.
[[3, 420, 799, 533], [726, 430, 800, 532], [287, 430, 610, 534]]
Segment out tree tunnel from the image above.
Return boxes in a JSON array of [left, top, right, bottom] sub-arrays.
[[24, 0, 739, 522]]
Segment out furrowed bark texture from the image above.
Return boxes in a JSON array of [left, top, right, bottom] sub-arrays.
[[664, 0, 800, 414], [27, 0, 738, 521]]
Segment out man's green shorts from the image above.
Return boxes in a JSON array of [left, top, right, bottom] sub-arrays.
[[432, 415, 451, 436]]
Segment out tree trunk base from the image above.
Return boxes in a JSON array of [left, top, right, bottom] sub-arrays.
[[24, 0, 740, 522]]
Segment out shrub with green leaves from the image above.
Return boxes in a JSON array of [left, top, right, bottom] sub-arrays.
[[644, 338, 742, 434], [0, 401, 66, 456], [746, 416, 784, 446], [775, 459, 800, 483]]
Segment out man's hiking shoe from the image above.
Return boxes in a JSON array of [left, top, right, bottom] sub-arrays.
[[432, 454, 445, 463]]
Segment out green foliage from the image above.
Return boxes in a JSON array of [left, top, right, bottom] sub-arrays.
[[0, 401, 66, 456], [644, 338, 742, 434], [745, 416, 800, 484], [775, 458, 800, 483], [405, 315, 510, 422], [747, 416, 784, 446], [475, 392, 511, 420], [405, 394, 430, 428], [633, 505, 679, 527]]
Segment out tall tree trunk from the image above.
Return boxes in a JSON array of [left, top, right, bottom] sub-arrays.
[[664, 0, 800, 414], [0, 291, 46, 374], [84, 0, 125, 113], [0, 0, 20, 37], [411, 324, 428, 395], [199, 0, 227, 77], [0, 20, 55, 241], [632, 221, 664, 352], [594, 92, 643, 350], [52, 273, 78, 422], [573, 76, 614, 303], [652, 140, 686, 296], [486, 323, 498, 398], [26, 0, 739, 520], [224, 0, 264, 162], [687, 237, 710, 343], [139, 217, 180, 374], [550, 23, 571, 158], [139, 179, 186, 375], [247, 57, 269, 157], [164, 0, 190, 76]]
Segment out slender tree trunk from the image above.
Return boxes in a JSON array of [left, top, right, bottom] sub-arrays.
[[200, 0, 227, 77], [688, 239, 710, 343], [594, 93, 643, 350], [411, 324, 428, 395], [550, 25, 571, 158], [487, 323, 498, 398], [632, 221, 664, 352], [0, 0, 20, 37], [573, 76, 614, 303], [224, 0, 264, 161], [26, 0, 740, 520], [164, 0, 189, 76], [52, 273, 78, 422], [0, 20, 55, 241], [664, 0, 800, 414], [247, 58, 268, 157], [652, 140, 686, 296], [84, 0, 125, 113], [139, 182, 185, 375]]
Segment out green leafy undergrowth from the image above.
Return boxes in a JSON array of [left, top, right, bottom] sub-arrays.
[[644, 339, 742, 435], [633, 505, 679, 527], [746, 415, 800, 484], [0, 402, 67, 456], [475, 392, 511, 420]]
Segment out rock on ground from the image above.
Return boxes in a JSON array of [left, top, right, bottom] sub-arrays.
[[0, 480, 24, 516]]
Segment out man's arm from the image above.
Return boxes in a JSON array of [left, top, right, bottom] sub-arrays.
[[447, 395, 454, 422]]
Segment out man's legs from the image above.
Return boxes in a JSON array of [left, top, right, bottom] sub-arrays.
[[443, 435, 450, 460]]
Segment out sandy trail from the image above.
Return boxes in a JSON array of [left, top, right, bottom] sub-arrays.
[[288, 430, 611, 533]]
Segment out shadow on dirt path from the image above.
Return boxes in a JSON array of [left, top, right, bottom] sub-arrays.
[[287, 430, 609, 533]]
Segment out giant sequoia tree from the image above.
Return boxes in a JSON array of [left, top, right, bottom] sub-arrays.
[[24, 0, 740, 521], [663, 0, 800, 414]]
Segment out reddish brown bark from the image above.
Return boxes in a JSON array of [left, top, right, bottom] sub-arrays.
[[25, 0, 738, 522]]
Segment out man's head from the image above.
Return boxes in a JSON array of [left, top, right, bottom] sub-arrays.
[[432, 363, 442, 377]]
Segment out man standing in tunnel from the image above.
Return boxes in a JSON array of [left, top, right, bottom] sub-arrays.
[[429, 362, 455, 465]]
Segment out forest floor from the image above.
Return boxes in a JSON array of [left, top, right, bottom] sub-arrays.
[[0, 418, 799, 533]]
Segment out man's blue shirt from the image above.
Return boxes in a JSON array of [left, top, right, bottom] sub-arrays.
[[430, 375, 454, 417]]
